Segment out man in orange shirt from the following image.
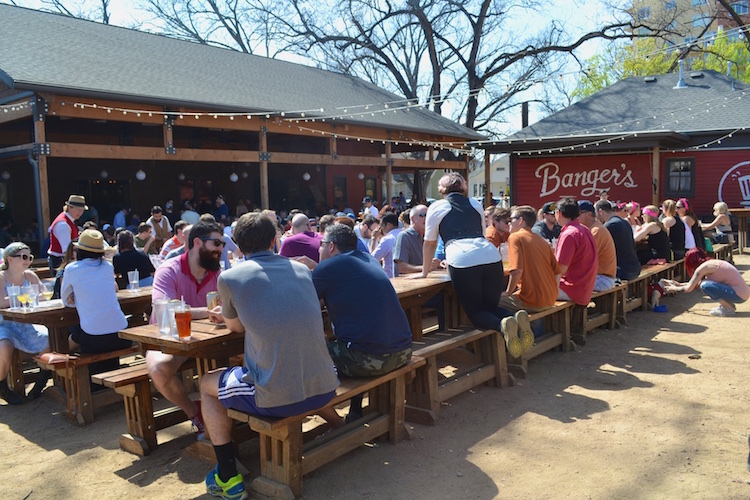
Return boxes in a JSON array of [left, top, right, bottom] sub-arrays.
[[485, 206, 510, 248], [499, 205, 561, 357], [578, 200, 617, 291]]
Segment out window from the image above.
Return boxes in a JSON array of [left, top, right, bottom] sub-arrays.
[[638, 6, 651, 19], [732, 0, 749, 14], [665, 0, 676, 10], [692, 14, 709, 28], [666, 159, 695, 197]]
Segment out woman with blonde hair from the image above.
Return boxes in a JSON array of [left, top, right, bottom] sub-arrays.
[[634, 205, 671, 263], [701, 202, 733, 244], [0, 243, 51, 403], [626, 201, 642, 228]]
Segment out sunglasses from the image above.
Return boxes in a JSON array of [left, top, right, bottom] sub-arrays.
[[10, 254, 34, 261], [415, 213, 427, 218], [200, 237, 226, 247]]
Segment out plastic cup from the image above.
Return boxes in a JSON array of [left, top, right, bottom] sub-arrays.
[[128, 270, 140, 292], [7, 285, 20, 309], [153, 298, 170, 336], [174, 305, 192, 340]]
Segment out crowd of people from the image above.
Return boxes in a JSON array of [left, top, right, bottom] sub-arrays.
[[0, 178, 748, 499]]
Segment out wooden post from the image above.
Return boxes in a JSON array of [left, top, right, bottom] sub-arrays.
[[259, 126, 269, 210], [34, 113, 51, 231], [484, 152, 491, 208], [385, 142, 393, 204], [652, 145, 660, 206]]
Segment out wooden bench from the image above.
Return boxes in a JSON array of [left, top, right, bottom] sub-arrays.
[[710, 243, 733, 263], [228, 357, 425, 499], [623, 262, 677, 314], [571, 281, 628, 345], [406, 327, 510, 426], [35, 346, 141, 425], [7, 349, 26, 398], [507, 301, 574, 378], [91, 359, 197, 456]]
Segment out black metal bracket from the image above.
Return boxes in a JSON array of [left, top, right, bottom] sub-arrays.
[[259, 152, 271, 162], [33, 143, 50, 157], [165, 142, 176, 154], [31, 96, 48, 122]]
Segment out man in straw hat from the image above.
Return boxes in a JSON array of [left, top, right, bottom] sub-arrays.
[[48, 195, 87, 271]]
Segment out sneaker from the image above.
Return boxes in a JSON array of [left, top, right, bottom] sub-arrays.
[[205, 465, 247, 500], [709, 306, 734, 317], [515, 310, 535, 353], [500, 316, 523, 359], [27, 369, 52, 400], [192, 400, 206, 441]]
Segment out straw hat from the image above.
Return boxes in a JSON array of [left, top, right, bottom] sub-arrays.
[[66, 194, 89, 210], [74, 229, 105, 253]]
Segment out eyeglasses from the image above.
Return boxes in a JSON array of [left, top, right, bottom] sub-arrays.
[[200, 237, 226, 247], [320, 239, 332, 246], [509, 216, 521, 222], [10, 254, 34, 261], [676, 205, 684, 209]]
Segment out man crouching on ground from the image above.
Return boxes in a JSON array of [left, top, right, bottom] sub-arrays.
[[200, 212, 339, 500]]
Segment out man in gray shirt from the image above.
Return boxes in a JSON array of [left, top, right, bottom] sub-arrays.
[[201, 212, 339, 500], [392, 204, 445, 330]]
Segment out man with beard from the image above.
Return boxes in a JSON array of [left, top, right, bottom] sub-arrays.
[[147, 219, 223, 440]]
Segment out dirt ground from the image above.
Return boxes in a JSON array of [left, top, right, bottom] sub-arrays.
[[3, 255, 750, 499]]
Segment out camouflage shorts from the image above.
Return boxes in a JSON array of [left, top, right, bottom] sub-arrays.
[[327, 340, 412, 378]]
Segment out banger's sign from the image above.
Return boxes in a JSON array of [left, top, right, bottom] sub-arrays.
[[514, 154, 653, 206]]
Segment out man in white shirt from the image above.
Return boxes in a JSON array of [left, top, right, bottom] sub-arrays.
[[362, 196, 379, 218], [370, 212, 401, 278]]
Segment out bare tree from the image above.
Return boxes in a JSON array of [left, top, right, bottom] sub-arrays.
[[31, 0, 113, 24]]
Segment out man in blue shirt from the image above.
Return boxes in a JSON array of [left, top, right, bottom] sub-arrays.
[[296, 223, 412, 424]]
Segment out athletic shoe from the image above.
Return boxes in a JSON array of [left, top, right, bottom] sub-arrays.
[[709, 306, 734, 317], [205, 465, 248, 500], [515, 310, 535, 353], [192, 400, 206, 441], [500, 316, 523, 359]]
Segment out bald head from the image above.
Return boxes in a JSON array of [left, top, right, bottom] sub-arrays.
[[291, 213, 310, 233]]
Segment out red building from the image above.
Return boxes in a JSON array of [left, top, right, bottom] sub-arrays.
[[485, 69, 750, 218]]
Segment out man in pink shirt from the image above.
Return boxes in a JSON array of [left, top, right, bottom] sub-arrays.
[[554, 198, 598, 306], [147, 219, 223, 439]]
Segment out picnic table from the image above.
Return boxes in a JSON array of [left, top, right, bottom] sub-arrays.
[[0, 286, 154, 352], [390, 271, 453, 339], [731, 208, 750, 254], [1, 287, 153, 398]]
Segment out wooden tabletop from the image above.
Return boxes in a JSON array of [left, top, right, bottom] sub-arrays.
[[390, 271, 451, 298], [119, 318, 244, 357], [0, 286, 154, 325]]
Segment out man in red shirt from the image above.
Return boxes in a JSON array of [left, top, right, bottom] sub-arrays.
[[554, 198, 598, 305]]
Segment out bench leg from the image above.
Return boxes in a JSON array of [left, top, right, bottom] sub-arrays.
[[117, 381, 157, 456], [8, 349, 24, 398], [74, 365, 95, 425], [571, 305, 586, 345], [487, 330, 510, 388], [405, 357, 440, 425], [251, 424, 303, 500], [388, 374, 408, 444]]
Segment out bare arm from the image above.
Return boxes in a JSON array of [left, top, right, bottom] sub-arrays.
[[504, 269, 522, 296], [633, 222, 657, 242], [415, 240, 439, 278], [208, 305, 244, 332], [663, 261, 717, 293]]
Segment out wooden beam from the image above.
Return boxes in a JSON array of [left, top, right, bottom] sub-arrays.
[[46, 142, 260, 162], [385, 142, 392, 203], [34, 121, 51, 230], [259, 127, 269, 210], [652, 145, 660, 206], [0, 104, 32, 125]]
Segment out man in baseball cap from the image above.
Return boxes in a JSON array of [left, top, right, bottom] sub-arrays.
[[531, 201, 561, 242], [362, 196, 378, 218]]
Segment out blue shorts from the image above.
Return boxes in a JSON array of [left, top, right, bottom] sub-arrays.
[[218, 366, 335, 418]]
